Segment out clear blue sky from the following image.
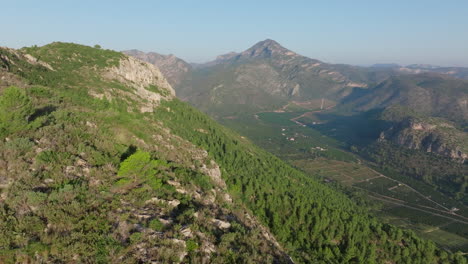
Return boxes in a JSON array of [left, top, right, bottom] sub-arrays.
[[2, 0, 468, 66]]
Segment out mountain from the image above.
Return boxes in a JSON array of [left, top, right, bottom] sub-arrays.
[[371, 63, 402, 69], [128, 41, 468, 119], [370, 63, 468, 80], [404, 65, 468, 80], [360, 107, 468, 201], [209, 39, 302, 62], [342, 73, 468, 125], [1, 43, 465, 263], [338, 74, 468, 194], [129, 39, 393, 117], [378, 106, 467, 194]]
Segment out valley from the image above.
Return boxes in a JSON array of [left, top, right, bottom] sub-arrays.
[[221, 105, 468, 252]]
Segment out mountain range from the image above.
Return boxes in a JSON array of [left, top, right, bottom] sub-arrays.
[[125, 39, 468, 162], [125, 40, 468, 121], [126, 39, 394, 117]]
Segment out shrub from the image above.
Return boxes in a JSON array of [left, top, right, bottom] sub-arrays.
[[149, 219, 164, 231], [117, 150, 165, 189], [118, 150, 154, 180], [186, 239, 198, 252], [5, 137, 34, 157], [129, 232, 142, 244], [0, 86, 34, 136]]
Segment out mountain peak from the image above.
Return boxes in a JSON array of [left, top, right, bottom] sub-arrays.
[[242, 39, 294, 59], [256, 38, 281, 47]]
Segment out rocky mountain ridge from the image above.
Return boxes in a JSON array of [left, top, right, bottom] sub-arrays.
[[379, 117, 467, 162]]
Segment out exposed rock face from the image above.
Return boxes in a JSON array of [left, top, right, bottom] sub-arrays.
[[0, 46, 54, 71], [23, 54, 54, 71], [379, 118, 467, 162], [106, 56, 175, 96], [200, 160, 225, 189], [103, 56, 175, 112], [123, 50, 191, 90]]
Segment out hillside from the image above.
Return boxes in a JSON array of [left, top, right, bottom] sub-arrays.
[[0, 43, 289, 263], [0, 43, 466, 263]]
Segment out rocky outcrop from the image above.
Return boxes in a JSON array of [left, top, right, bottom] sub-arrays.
[[0, 47, 54, 71], [379, 118, 467, 162], [102, 56, 175, 112], [122, 50, 191, 90], [105, 56, 175, 96]]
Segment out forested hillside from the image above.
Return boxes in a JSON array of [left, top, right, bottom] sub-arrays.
[[0, 43, 466, 263]]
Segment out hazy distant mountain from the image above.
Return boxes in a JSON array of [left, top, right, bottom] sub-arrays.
[[370, 63, 468, 80], [371, 63, 401, 68], [343, 73, 468, 124], [406, 64, 442, 70], [402, 65, 468, 80]]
